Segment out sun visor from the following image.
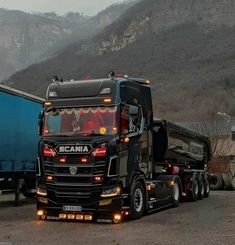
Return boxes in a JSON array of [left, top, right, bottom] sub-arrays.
[[50, 81, 101, 98]]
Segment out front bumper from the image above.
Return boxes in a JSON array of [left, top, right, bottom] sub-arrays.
[[36, 195, 125, 222]]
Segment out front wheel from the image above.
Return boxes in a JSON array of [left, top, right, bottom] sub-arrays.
[[129, 181, 145, 220]]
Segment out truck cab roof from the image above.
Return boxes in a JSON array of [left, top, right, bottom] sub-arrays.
[[45, 76, 151, 108]]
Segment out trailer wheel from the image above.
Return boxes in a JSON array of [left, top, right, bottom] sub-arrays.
[[172, 180, 180, 207], [189, 173, 199, 201], [209, 175, 224, 190], [129, 181, 145, 220], [198, 174, 205, 200]]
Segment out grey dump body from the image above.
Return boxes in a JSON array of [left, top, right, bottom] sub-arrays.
[[153, 119, 211, 170]]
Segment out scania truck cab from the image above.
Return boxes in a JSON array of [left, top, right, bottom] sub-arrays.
[[37, 75, 211, 223]]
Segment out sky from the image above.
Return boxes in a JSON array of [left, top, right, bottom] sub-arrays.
[[0, 0, 126, 16]]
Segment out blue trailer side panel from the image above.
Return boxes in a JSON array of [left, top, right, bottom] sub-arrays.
[[0, 90, 42, 173]]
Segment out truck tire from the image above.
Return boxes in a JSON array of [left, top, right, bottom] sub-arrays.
[[189, 173, 199, 201], [129, 181, 145, 220], [204, 175, 210, 198], [22, 184, 35, 199], [209, 175, 224, 190], [198, 173, 205, 200], [222, 174, 233, 190], [172, 180, 180, 207]]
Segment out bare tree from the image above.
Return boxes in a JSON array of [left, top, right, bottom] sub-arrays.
[[189, 113, 233, 158]]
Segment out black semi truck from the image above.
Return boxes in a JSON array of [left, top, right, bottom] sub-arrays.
[[36, 74, 211, 223]]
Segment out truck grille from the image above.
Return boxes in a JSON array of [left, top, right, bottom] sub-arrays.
[[43, 155, 106, 206]]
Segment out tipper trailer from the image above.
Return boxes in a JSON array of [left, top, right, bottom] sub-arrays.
[[0, 84, 44, 204], [36, 74, 211, 223]]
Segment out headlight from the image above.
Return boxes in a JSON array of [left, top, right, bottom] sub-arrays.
[[101, 187, 121, 198], [37, 187, 47, 196]]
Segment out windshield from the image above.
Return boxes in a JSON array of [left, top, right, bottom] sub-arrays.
[[43, 106, 118, 136]]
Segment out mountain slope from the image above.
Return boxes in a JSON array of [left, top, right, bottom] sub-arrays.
[[0, 2, 135, 81], [5, 0, 235, 120]]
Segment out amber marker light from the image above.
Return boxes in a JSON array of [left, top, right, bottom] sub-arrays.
[[121, 137, 129, 143], [44, 101, 52, 107], [114, 214, 122, 221], [146, 184, 151, 191], [59, 157, 67, 164], [99, 127, 107, 135], [59, 213, 67, 219], [76, 214, 84, 220], [168, 181, 175, 187], [84, 215, 93, 221], [145, 80, 151, 84], [37, 210, 44, 216], [112, 127, 118, 134], [104, 98, 112, 103], [67, 214, 75, 220], [81, 157, 88, 164], [46, 175, 53, 181], [94, 176, 103, 182]]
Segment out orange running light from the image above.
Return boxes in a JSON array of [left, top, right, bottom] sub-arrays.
[[44, 101, 52, 107], [81, 157, 88, 163], [94, 176, 102, 182], [37, 210, 44, 216], [59, 213, 67, 219], [46, 175, 53, 181], [84, 215, 93, 221], [59, 157, 66, 163], [67, 214, 75, 220], [76, 214, 84, 220], [146, 184, 151, 191], [104, 98, 112, 103]]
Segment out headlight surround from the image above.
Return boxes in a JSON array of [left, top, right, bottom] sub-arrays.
[[36, 187, 47, 196], [100, 186, 121, 198]]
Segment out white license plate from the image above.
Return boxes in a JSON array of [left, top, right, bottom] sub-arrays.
[[62, 205, 82, 212]]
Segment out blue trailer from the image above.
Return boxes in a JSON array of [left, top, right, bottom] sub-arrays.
[[0, 84, 43, 205]]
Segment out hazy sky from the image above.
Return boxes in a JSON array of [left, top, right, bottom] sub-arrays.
[[0, 0, 126, 16]]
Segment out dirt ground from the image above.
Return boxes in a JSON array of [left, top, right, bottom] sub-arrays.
[[0, 191, 234, 245]]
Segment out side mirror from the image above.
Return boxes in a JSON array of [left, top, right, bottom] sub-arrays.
[[129, 105, 138, 115], [38, 110, 44, 136]]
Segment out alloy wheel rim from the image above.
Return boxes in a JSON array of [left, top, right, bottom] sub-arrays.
[[173, 183, 179, 201], [195, 180, 199, 195], [134, 188, 143, 212], [201, 181, 205, 196]]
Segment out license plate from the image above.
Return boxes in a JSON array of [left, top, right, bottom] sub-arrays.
[[62, 205, 82, 212]]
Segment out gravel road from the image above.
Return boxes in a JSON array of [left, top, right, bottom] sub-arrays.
[[0, 191, 234, 245]]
